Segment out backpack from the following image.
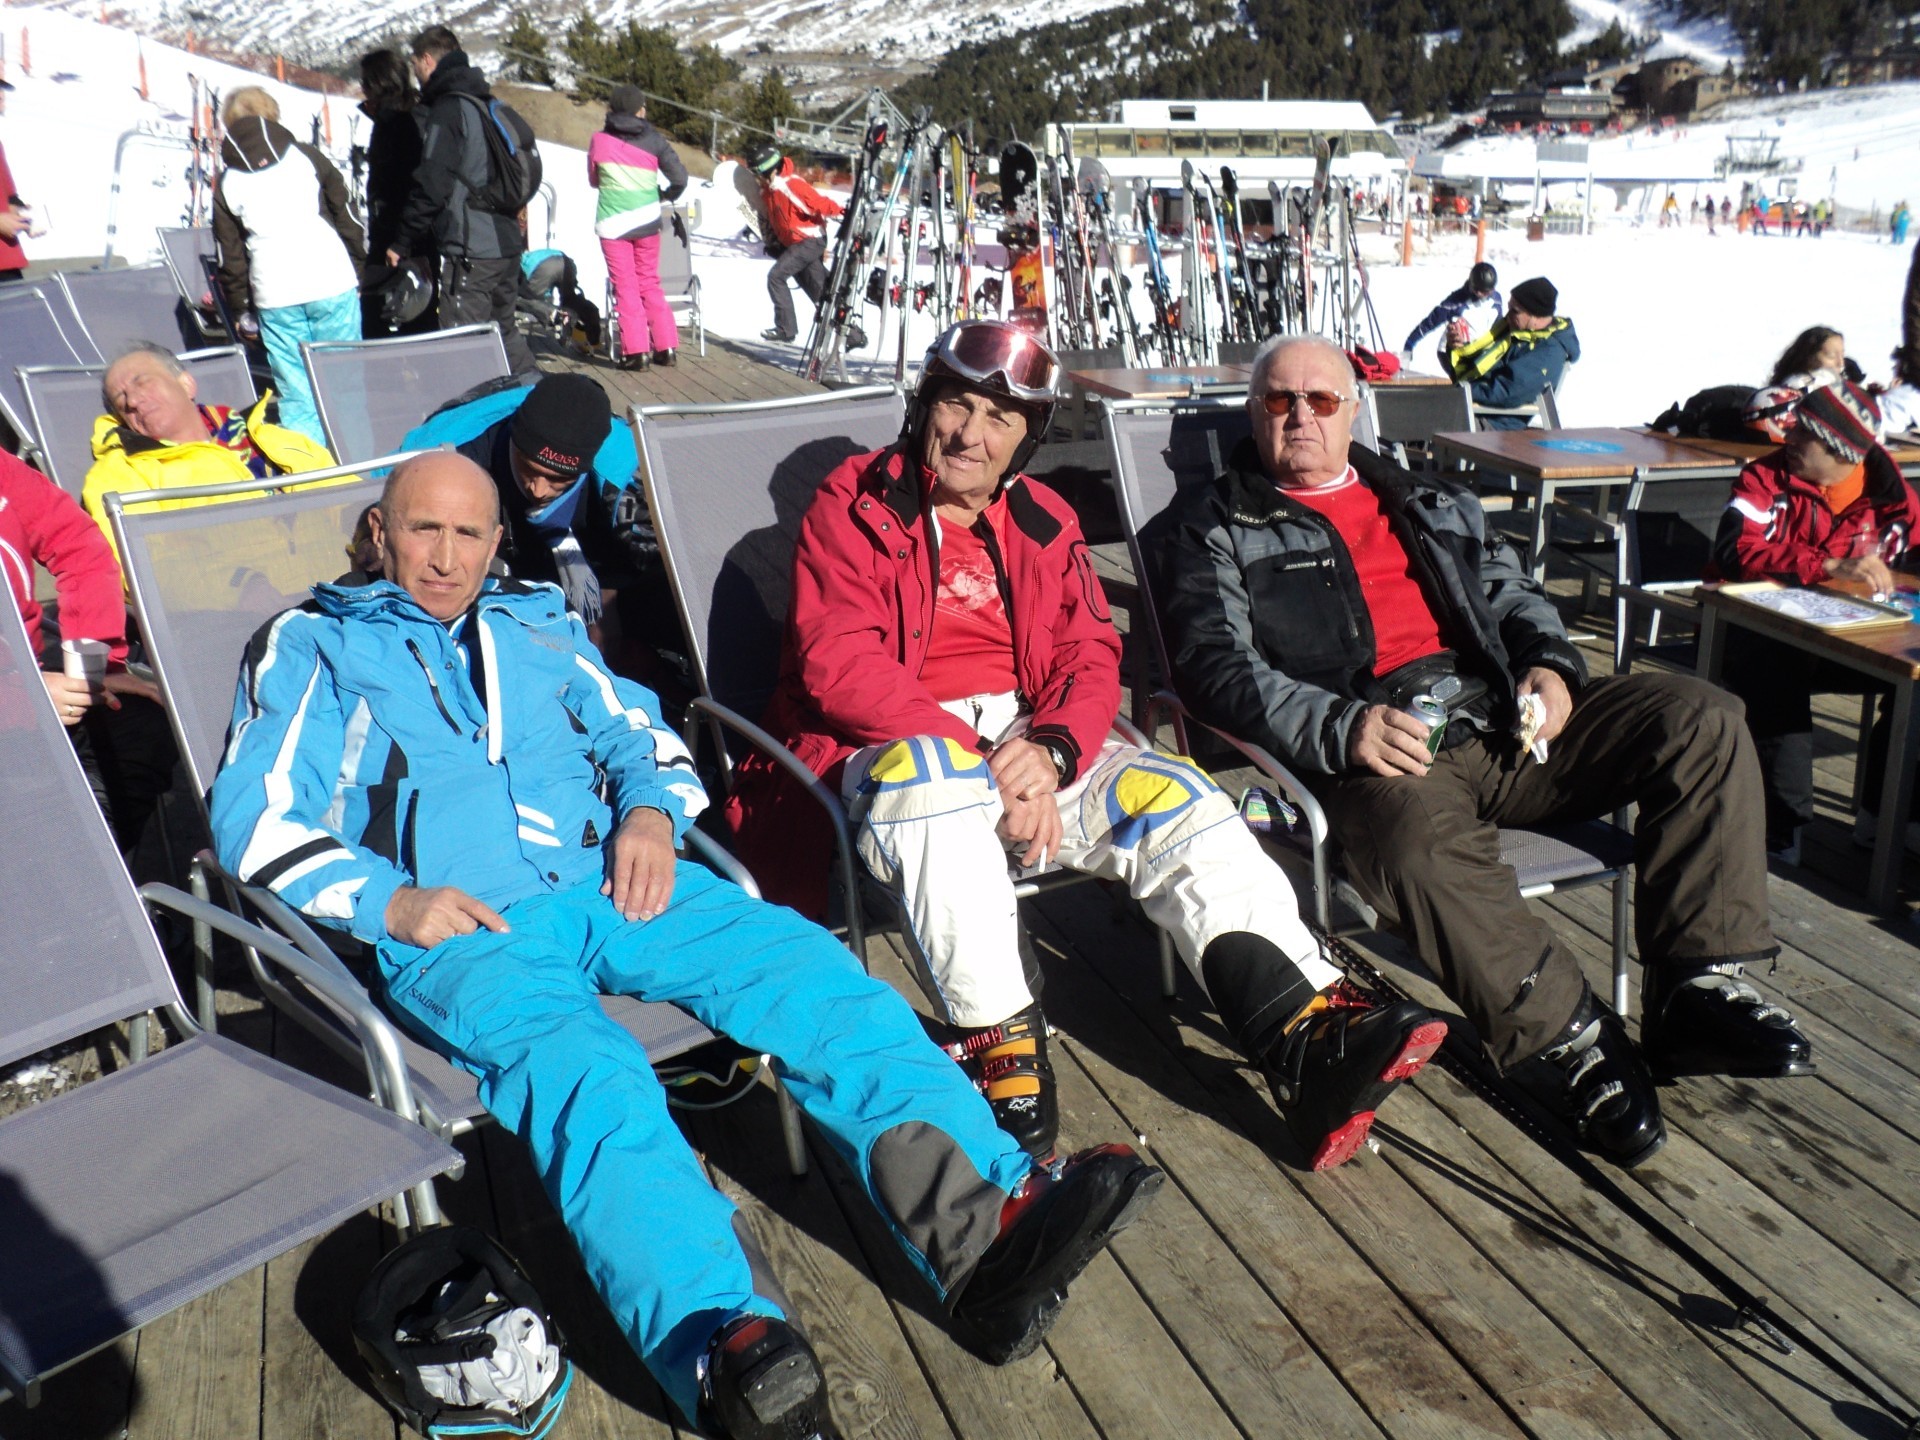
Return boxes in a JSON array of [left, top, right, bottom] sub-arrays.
[[1647, 383, 1763, 442], [456, 93, 544, 215]]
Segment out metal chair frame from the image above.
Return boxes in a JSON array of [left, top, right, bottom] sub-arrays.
[[1099, 393, 1635, 1013], [632, 386, 1172, 987], [106, 460, 806, 1201]]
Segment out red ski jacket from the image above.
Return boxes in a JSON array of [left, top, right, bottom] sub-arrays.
[[724, 444, 1123, 914], [0, 450, 128, 666], [1708, 445, 1920, 587], [760, 158, 842, 247]]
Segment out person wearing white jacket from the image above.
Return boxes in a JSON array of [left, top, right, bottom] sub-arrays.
[[213, 87, 365, 444]]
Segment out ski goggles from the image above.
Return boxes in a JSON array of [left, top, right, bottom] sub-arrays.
[[1255, 388, 1354, 418], [932, 320, 1061, 403]]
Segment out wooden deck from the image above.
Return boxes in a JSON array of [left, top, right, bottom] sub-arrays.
[[545, 333, 828, 414], [6, 422, 1919, 1440]]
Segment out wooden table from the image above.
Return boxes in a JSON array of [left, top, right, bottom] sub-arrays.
[[1695, 584, 1920, 908], [1065, 365, 1254, 441], [1069, 365, 1253, 400], [1430, 427, 1741, 582], [1659, 433, 1920, 479]]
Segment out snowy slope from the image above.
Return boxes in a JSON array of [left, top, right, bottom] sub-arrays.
[[4, 9, 1913, 439], [31, 0, 1137, 70], [1562, 0, 1742, 66], [1424, 81, 1920, 217]]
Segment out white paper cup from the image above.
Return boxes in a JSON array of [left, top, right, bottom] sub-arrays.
[[61, 638, 109, 684]]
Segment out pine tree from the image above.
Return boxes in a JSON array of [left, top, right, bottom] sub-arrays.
[[502, 9, 553, 87]]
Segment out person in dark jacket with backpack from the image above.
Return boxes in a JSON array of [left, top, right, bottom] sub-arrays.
[[388, 26, 535, 372], [357, 48, 435, 337], [1153, 334, 1814, 1172]]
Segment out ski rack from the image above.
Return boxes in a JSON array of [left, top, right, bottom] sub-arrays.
[[1319, 926, 1920, 1438]]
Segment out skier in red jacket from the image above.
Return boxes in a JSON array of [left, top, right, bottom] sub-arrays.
[[750, 147, 863, 348], [727, 320, 1444, 1171]]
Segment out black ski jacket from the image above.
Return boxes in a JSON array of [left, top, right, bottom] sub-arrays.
[[1151, 440, 1586, 776], [393, 51, 522, 262]]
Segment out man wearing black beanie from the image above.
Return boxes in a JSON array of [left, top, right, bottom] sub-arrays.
[[1443, 274, 1581, 429], [401, 373, 667, 662]]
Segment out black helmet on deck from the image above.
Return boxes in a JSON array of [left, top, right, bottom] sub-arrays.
[[748, 145, 781, 176], [1468, 261, 1497, 295], [909, 319, 1062, 476], [353, 1225, 572, 1439]]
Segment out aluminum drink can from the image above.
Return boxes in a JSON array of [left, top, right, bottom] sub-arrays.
[[1406, 694, 1448, 756]]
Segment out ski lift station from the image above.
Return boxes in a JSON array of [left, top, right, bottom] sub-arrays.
[[1048, 99, 1407, 193]]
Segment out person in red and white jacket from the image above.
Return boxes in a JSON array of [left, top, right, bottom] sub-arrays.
[[726, 321, 1443, 1173], [748, 147, 855, 345], [0, 450, 175, 851], [1710, 381, 1920, 860]]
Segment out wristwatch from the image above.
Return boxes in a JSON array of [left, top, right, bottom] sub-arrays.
[[1033, 735, 1073, 787]]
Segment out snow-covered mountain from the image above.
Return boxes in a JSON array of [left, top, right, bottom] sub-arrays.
[[51, 0, 1141, 72]]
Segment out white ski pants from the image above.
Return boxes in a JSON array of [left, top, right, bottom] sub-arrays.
[[843, 692, 1335, 1028]]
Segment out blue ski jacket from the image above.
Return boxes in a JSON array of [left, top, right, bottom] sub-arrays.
[[1403, 284, 1503, 352], [209, 574, 705, 946]]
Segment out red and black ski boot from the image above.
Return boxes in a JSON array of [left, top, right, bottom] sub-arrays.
[[1261, 980, 1448, 1170], [945, 1004, 1058, 1161], [950, 1143, 1163, 1364], [700, 1315, 840, 1440]]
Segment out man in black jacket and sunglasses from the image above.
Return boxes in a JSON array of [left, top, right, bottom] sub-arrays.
[[1152, 334, 1813, 1169]]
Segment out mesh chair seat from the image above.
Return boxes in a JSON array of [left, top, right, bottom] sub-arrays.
[[57, 264, 198, 359], [0, 286, 93, 459], [1101, 396, 1637, 1010], [106, 463, 789, 1167], [1502, 820, 1635, 892], [303, 325, 511, 464], [0, 1034, 453, 1391], [0, 578, 456, 1401], [21, 348, 255, 499]]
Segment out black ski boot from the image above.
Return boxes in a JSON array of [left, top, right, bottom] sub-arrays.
[[1509, 988, 1667, 1168], [1641, 963, 1814, 1079], [1260, 980, 1448, 1171], [618, 349, 652, 371], [652, 348, 678, 367], [700, 1315, 840, 1440], [760, 327, 794, 343], [949, 1144, 1163, 1364], [944, 1004, 1057, 1160], [846, 323, 869, 351]]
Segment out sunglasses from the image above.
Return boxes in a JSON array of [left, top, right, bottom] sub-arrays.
[[1255, 389, 1352, 418]]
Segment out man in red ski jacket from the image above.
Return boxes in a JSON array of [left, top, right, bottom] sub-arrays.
[[1709, 380, 1920, 859], [749, 147, 860, 347], [727, 319, 1443, 1172]]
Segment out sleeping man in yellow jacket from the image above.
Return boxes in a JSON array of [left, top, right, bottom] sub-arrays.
[[81, 341, 346, 610]]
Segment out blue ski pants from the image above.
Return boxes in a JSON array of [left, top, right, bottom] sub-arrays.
[[257, 288, 360, 445], [376, 861, 1032, 1423]]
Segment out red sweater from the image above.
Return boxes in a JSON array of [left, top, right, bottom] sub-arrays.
[[0, 451, 128, 666], [726, 445, 1122, 914], [1284, 468, 1444, 676]]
